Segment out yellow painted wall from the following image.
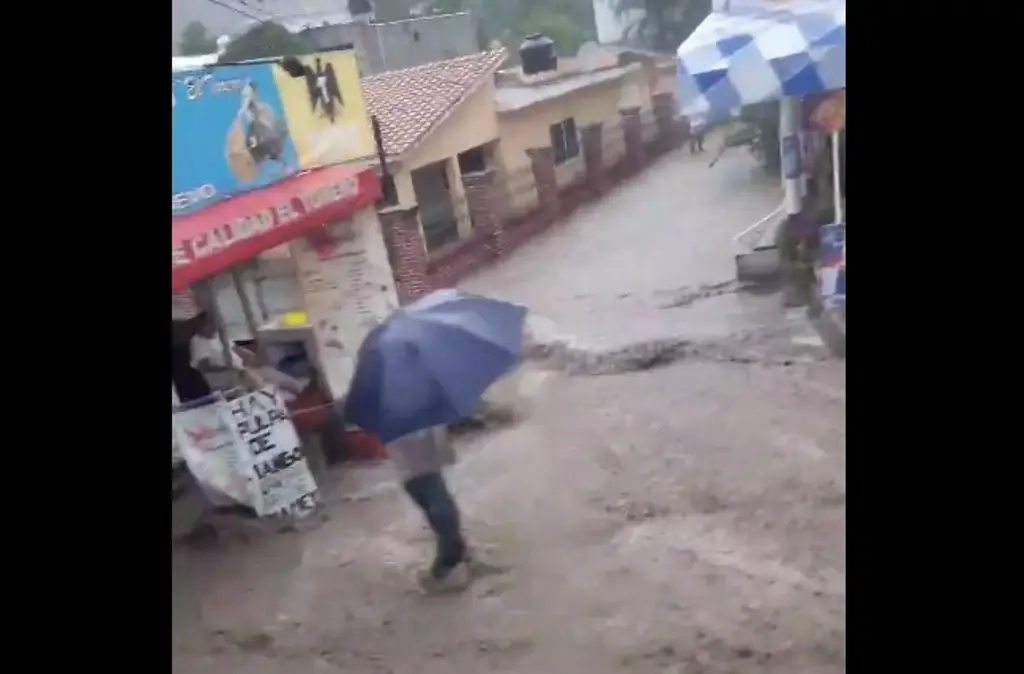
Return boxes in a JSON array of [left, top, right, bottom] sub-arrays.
[[393, 170, 416, 208], [405, 82, 500, 173], [389, 82, 501, 238], [495, 70, 652, 177], [392, 81, 501, 206], [273, 49, 376, 168]]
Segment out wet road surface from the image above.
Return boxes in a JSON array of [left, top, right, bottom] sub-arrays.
[[463, 144, 789, 352], [172, 147, 845, 674]]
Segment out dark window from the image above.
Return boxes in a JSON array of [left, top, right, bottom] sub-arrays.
[[457, 146, 488, 174], [412, 162, 460, 252], [549, 117, 580, 165]]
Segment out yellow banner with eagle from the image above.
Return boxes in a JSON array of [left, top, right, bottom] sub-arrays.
[[273, 48, 376, 169]]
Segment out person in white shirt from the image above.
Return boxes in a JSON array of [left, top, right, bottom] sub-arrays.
[[188, 312, 247, 393], [190, 312, 315, 400]]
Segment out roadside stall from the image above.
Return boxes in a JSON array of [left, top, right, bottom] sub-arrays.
[[172, 46, 399, 517], [171, 163, 394, 516], [676, 0, 846, 307], [172, 163, 381, 386]]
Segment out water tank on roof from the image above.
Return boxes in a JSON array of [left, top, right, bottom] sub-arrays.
[[520, 34, 557, 76]]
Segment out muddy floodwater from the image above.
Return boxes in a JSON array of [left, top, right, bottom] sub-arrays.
[[172, 146, 845, 674]]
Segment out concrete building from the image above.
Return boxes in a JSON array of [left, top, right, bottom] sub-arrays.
[[360, 45, 678, 261], [172, 0, 361, 53], [217, 45, 683, 326], [172, 0, 477, 78], [371, 0, 426, 22], [301, 13, 479, 75], [362, 50, 507, 252], [494, 51, 676, 214]]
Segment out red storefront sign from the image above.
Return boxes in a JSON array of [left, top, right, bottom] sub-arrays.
[[172, 164, 381, 292]]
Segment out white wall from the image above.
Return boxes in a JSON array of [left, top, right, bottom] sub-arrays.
[[288, 208, 400, 399]]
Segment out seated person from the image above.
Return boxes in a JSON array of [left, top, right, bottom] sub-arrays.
[[172, 318, 213, 404], [189, 312, 251, 393]]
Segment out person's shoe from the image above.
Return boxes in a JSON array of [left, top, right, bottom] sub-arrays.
[[465, 546, 506, 578], [417, 561, 472, 594]]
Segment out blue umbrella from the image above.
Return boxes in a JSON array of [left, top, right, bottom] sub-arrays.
[[344, 289, 527, 443]]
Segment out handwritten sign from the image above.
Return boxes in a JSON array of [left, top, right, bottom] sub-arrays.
[[224, 387, 319, 518], [173, 398, 251, 505], [291, 208, 400, 399]]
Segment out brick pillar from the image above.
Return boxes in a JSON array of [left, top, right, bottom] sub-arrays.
[[527, 147, 559, 220], [378, 205, 428, 305], [652, 93, 680, 152], [462, 168, 504, 259], [580, 123, 607, 195], [620, 107, 645, 169]]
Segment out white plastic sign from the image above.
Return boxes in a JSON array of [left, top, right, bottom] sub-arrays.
[[173, 387, 319, 518], [223, 387, 319, 518], [173, 397, 251, 506]]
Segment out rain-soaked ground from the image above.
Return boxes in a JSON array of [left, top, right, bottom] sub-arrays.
[[172, 146, 845, 674], [462, 142, 822, 363]]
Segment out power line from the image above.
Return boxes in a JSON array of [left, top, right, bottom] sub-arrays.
[[203, 0, 267, 22]]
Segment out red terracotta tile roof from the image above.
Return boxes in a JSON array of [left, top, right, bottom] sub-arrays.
[[361, 50, 506, 158]]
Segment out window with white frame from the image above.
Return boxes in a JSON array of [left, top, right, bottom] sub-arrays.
[[549, 117, 580, 165]]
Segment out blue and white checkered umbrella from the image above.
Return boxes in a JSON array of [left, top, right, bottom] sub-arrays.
[[677, 0, 845, 120]]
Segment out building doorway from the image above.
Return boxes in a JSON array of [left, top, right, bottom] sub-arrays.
[[411, 160, 459, 251]]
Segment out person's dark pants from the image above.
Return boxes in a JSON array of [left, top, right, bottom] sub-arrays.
[[403, 472, 467, 579]]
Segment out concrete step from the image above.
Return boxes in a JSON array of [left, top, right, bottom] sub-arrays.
[[735, 247, 782, 285]]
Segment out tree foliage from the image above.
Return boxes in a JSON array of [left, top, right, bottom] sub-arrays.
[[425, 0, 596, 61], [179, 21, 218, 56], [218, 22, 310, 64], [614, 0, 712, 52], [611, 1, 782, 173]]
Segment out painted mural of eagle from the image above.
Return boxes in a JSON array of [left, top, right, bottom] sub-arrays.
[[302, 57, 344, 123]]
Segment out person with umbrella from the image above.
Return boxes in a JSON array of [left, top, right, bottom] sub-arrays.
[[344, 290, 526, 592], [388, 427, 467, 590]]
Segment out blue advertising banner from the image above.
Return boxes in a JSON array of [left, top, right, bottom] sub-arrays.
[[817, 223, 845, 309], [172, 64, 299, 216]]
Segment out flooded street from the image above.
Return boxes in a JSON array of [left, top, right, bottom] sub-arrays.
[[464, 144, 819, 358], [172, 148, 845, 674]]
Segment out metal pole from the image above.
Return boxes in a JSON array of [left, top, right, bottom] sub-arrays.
[[831, 130, 843, 223], [779, 96, 804, 215], [231, 267, 267, 365], [251, 261, 270, 323]]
